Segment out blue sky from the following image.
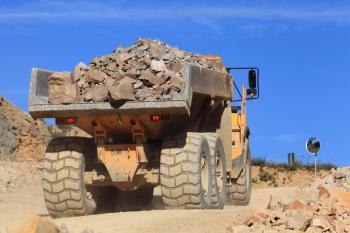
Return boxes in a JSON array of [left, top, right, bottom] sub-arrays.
[[0, 0, 349, 166]]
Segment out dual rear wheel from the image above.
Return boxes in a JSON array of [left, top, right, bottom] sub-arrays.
[[159, 132, 227, 209]]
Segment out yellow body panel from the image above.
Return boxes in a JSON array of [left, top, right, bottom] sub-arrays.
[[231, 85, 247, 160]]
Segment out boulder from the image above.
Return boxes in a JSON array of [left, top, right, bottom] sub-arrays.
[[133, 80, 143, 89], [286, 200, 313, 212], [139, 70, 165, 86], [232, 210, 266, 229], [13, 215, 58, 233], [106, 62, 117, 71], [329, 186, 350, 211], [267, 210, 287, 227], [119, 76, 136, 86], [83, 87, 94, 101], [105, 76, 116, 87], [285, 209, 312, 231], [108, 77, 136, 103], [168, 75, 184, 92], [243, 214, 266, 228], [167, 61, 183, 73], [91, 85, 108, 102], [171, 48, 185, 58], [118, 52, 132, 62], [150, 60, 166, 72], [334, 169, 346, 179], [136, 87, 156, 101], [311, 216, 330, 231], [124, 67, 140, 79], [48, 72, 77, 104], [161, 52, 176, 61], [73, 62, 90, 81], [250, 192, 272, 212], [149, 44, 167, 59], [85, 69, 108, 83], [317, 185, 330, 199]]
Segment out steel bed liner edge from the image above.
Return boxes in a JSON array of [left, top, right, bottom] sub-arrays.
[[28, 64, 232, 119]]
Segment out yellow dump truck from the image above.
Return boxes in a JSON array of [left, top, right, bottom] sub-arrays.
[[28, 57, 259, 217]]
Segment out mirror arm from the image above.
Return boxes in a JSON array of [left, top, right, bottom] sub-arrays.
[[233, 80, 242, 99], [228, 67, 260, 102]]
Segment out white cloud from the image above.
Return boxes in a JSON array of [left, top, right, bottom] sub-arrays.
[[255, 133, 298, 143], [272, 134, 298, 143], [0, 1, 349, 27]]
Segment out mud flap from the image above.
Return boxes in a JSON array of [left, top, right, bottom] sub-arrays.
[[231, 154, 244, 179], [231, 128, 250, 179]]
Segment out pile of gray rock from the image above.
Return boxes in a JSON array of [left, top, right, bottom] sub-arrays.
[[332, 167, 350, 191], [48, 38, 226, 104], [228, 172, 350, 233]]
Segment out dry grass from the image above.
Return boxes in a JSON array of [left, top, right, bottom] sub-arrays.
[[251, 157, 336, 188], [251, 157, 336, 171]]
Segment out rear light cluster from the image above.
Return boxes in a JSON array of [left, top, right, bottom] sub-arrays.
[[56, 117, 76, 125], [56, 115, 169, 125]]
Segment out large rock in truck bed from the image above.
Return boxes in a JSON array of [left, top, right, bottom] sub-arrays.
[[48, 38, 227, 104]]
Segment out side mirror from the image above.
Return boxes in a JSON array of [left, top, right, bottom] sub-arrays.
[[226, 66, 260, 101], [247, 69, 257, 96], [248, 69, 257, 89]]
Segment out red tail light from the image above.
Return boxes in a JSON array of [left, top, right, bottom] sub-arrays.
[[150, 114, 161, 122], [56, 117, 76, 125], [66, 117, 75, 124]]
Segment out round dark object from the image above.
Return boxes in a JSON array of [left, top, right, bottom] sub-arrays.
[[306, 137, 321, 155]]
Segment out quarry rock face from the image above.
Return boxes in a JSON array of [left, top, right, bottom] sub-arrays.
[[0, 97, 51, 161], [48, 38, 226, 104]]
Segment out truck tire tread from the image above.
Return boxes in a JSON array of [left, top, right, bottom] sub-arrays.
[[43, 137, 97, 218], [228, 140, 251, 205], [160, 132, 212, 209], [204, 133, 227, 209]]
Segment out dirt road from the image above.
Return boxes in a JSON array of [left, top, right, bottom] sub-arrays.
[[54, 187, 285, 233], [0, 162, 294, 233]]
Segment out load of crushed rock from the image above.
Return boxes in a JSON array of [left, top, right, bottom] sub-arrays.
[[48, 38, 226, 104], [0, 97, 51, 161]]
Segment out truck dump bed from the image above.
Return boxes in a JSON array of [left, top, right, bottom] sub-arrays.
[[29, 64, 232, 119]]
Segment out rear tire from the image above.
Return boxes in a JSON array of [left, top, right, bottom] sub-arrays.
[[160, 132, 212, 209], [43, 137, 97, 218], [205, 133, 227, 209], [228, 139, 251, 205]]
